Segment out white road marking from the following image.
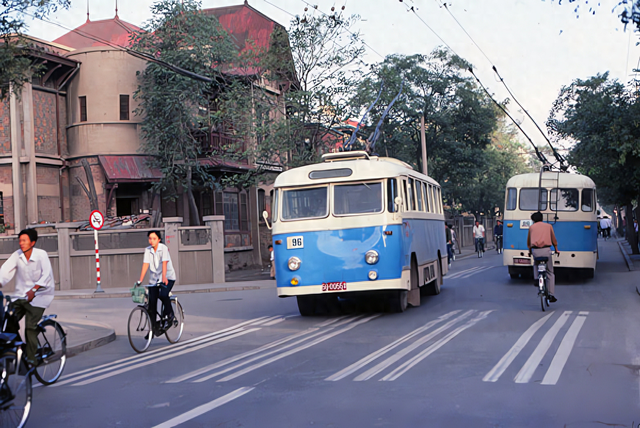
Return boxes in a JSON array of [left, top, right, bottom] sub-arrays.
[[325, 310, 462, 381], [151, 387, 254, 428], [55, 316, 273, 386], [316, 315, 352, 327], [71, 329, 260, 386], [446, 266, 483, 280], [541, 312, 588, 385], [262, 317, 287, 326], [461, 266, 495, 279], [354, 310, 476, 381], [213, 315, 381, 382], [514, 311, 572, 384], [483, 312, 555, 382], [381, 310, 494, 381], [250, 315, 284, 326]]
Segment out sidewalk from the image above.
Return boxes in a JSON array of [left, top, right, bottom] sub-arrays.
[[617, 238, 640, 271]]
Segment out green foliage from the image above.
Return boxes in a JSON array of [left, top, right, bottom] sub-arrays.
[[0, 0, 70, 99], [547, 72, 640, 206], [132, 0, 239, 211]]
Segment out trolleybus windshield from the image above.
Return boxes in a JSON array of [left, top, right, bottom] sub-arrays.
[[282, 187, 328, 220], [334, 182, 383, 215]]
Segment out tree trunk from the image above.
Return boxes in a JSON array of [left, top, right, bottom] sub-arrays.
[[626, 203, 639, 254], [186, 166, 200, 226], [616, 206, 624, 237]]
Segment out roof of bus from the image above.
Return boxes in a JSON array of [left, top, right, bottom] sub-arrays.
[[273, 155, 441, 188], [505, 172, 596, 189]]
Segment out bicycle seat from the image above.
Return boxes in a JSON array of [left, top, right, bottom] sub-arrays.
[[534, 256, 549, 262]]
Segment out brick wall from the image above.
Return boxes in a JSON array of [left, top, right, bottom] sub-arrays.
[[33, 91, 58, 155], [0, 99, 9, 155], [37, 196, 61, 223], [58, 94, 67, 156], [68, 159, 107, 221], [36, 165, 59, 185]]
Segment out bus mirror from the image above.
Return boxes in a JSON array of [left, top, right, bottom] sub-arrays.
[[262, 211, 272, 230], [394, 197, 403, 211]]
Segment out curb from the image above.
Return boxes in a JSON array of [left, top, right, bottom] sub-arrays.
[[67, 329, 116, 358], [618, 240, 634, 271], [54, 284, 274, 300]]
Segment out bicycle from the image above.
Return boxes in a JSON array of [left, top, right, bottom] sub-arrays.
[[128, 283, 184, 353], [534, 256, 551, 311], [0, 333, 31, 428], [495, 235, 503, 254], [1, 296, 66, 386], [476, 238, 485, 258]]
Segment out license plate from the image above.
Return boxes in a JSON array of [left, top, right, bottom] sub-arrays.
[[322, 282, 347, 292], [287, 236, 304, 249], [514, 257, 531, 265]]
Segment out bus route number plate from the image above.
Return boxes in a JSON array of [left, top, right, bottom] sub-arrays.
[[520, 220, 533, 229], [287, 236, 304, 249]]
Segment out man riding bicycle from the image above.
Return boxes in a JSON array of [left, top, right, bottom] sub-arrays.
[[494, 220, 503, 253], [473, 220, 485, 253], [527, 211, 560, 303], [0, 229, 55, 365]]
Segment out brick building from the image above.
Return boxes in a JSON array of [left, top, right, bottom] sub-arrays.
[[0, 2, 295, 269]]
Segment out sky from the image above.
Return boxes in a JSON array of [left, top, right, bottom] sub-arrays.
[[21, 0, 640, 150]]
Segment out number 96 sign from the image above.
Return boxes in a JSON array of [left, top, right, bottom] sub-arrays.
[[286, 236, 304, 249]]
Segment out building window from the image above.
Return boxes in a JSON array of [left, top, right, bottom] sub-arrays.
[[0, 192, 4, 226], [119, 94, 129, 120], [79, 96, 87, 122]]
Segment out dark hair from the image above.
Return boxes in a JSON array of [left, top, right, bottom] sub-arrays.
[[531, 211, 543, 223], [268, 244, 273, 249], [147, 230, 162, 242], [18, 229, 38, 243]]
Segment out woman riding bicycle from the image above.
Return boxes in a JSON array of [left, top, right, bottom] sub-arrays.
[[0, 229, 55, 366], [137, 231, 176, 333]]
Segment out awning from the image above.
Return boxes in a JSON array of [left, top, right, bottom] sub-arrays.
[[98, 156, 163, 183]]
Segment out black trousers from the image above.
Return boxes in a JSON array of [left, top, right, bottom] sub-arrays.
[[148, 280, 175, 329]]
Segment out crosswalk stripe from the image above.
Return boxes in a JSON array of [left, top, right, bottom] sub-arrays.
[[381, 310, 494, 381], [541, 312, 589, 385], [354, 310, 476, 381], [213, 315, 381, 382], [151, 387, 254, 428], [514, 311, 572, 384], [483, 312, 555, 382], [446, 266, 483, 280], [325, 310, 462, 381], [461, 266, 494, 279], [72, 329, 261, 386]]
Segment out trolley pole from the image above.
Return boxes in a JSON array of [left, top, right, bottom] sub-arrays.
[[90, 210, 105, 293]]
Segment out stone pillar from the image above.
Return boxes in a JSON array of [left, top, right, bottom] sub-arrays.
[[56, 223, 74, 291], [204, 215, 225, 284], [163, 217, 182, 282], [22, 82, 38, 225], [9, 86, 23, 232]]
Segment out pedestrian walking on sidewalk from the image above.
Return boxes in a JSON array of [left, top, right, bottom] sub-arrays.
[[137, 231, 176, 332], [269, 245, 275, 280], [446, 224, 453, 267], [600, 216, 612, 239]]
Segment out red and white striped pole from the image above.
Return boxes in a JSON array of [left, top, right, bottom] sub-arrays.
[[94, 228, 104, 293]]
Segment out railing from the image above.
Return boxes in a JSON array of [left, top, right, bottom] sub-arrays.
[[179, 226, 211, 251], [199, 132, 248, 164]]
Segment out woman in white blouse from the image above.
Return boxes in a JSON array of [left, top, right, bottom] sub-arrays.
[[137, 231, 176, 333]]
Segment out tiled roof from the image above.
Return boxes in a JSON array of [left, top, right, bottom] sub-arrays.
[[52, 16, 141, 50]]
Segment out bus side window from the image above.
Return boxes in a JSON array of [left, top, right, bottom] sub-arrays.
[[403, 180, 408, 210], [436, 187, 442, 214], [387, 178, 398, 213], [416, 181, 424, 211], [408, 178, 416, 211], [506, 188, 517, 211], [423, 183, 430, 212], [428, 184, 434, 213]]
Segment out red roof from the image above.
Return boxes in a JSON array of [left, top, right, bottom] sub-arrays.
[[98, 156, 162, 183], [52, 17, 141, 50], [203, 4, 278, 52]]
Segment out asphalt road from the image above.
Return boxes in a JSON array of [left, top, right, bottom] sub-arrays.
[[27, 239, 640, 427]]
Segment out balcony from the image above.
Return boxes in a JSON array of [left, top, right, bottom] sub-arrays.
[[198, 132, 249, 165]]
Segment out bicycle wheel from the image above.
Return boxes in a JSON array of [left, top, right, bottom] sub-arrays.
[[165, 299, 184, 344], [128, 306, 152, 353], [0, 356, 32, 428], [34, 320, 67, 385]]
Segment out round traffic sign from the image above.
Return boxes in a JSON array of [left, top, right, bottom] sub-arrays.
[[90, 210, 104, 230]]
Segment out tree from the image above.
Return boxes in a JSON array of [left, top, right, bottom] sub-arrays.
[[350, 49, 504, 215], [547, 72, 640, 252], [1, 0, 70, 99], [132, 0, 239, 225]]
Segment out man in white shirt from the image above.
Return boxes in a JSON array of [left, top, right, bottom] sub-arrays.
[[0, 229, 55, 364], [473, 221, 486, 253], [599, 216, 612, 239]]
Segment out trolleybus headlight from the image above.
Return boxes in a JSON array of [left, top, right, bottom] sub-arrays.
[[365, 250, 379, 265], [288, 257, 301, 271], [368, 270, 378, 280]]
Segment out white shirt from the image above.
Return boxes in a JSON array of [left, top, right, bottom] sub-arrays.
[[599, 218, 611, 228], [473, 225, 485, 239], [0, 248, 55, 308], [270, 250, 274, 262], [143, 243, 176, 285]]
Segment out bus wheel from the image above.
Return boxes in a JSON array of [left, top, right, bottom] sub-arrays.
[[388, 290, 408, 313], [423, 264, 441, 296], [297, 296, 316, 316]]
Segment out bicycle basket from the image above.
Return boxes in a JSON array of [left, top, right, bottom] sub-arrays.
[[130, 286, 146, 304]]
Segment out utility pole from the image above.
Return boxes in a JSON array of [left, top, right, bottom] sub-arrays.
[[421, 114, 428, 176]]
